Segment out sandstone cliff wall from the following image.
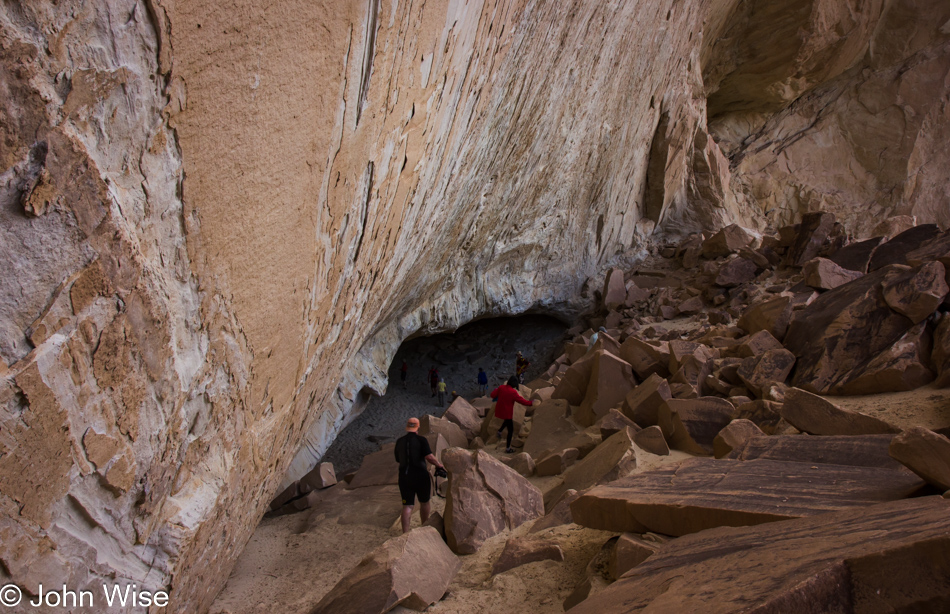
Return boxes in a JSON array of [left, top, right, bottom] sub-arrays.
[[0, 0, 947, 611]]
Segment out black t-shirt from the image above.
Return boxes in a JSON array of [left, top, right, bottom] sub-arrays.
[[394, 432, 432, 473]]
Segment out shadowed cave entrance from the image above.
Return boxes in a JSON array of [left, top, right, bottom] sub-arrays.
[[320, 314, 569, 476]]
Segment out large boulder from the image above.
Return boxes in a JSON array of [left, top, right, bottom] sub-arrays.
[[779, 388, 898, 436], [732, 399, 784, 434], [868, 224, 942, 271], [609, 534, 663, 579], [836, 322, 935, 394], [420, 414, 469, 449], [786, 211, 835, 266], [569, 458, 925, 536], [702, 224, 755, 259], [784, 266, 917, 393], [889, 427, 950, 491], [551, 350, 598, 405], [881, 261, 948, 324], [443, 397, 483, 440], [828, 236, 885, 273], [346, 444, 398, 489], [310, 527, 460, 614], [523, 399, 580, 461], [802, 257, 863, 290], [442, 449, 544, 554], [736, 349, 795, 397], [544, 427, 638, 509], [566, 497, 950, 614], [575, 351, 638, 427], [737, 296, 792, 341], [621, 373, 672, 426], [633, 425, 669, 456], [618, 337, 670, 380], [602, 268, 626, 310], [299, 462, 337, 493], [934, 315, 950, 388], [658, 397, 736, 455], [596, 408, 640, 440]]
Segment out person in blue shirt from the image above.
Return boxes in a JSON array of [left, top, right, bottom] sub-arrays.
[[477, 367, 488, 395]]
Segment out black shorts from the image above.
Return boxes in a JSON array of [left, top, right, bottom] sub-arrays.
[[398, 469, 431, 506]]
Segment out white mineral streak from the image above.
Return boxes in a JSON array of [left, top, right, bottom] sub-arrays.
[[0, 0, 947, 611]]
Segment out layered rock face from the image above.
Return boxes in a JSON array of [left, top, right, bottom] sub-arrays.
[[0, 1, 947, 612]]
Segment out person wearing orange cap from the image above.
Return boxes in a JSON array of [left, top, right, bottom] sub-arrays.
[[394, 417, 445, 533]]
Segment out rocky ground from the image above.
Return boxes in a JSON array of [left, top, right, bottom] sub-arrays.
[[211, 215, 950, 614]]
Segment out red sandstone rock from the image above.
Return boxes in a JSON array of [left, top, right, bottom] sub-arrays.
[[786, 211, 835, 266], [529, 489, 581, 533], [569, 458, 925, 536], [736, 348, 796, 397], [503, 452, 536, 477], [737, 296, 792, 341], [442, 449, 544, 554], [602, 268, 626, 310], [828, 236, 885, 273], [618, 337, 670, 379], [802, 257, 863, 290], [551, 350, 598, 405], [701, 224, 755, 259], [310, 526, 460, 614], [868, 224, 942, 271], [733, 399, 784, 434], [933, 316, 950, 388], [523, 399, 580, 461], [784, 267, 917, 393], [299, 462, 337, 493], [421, 414, 468, 449], [716, 257, 758, 287], [736, 330, 783, 358], [492, 536, 564, 575], [632, 425, 669, 456], [657, 397, 736, 455], [567, 497, 950, 614], [576, 350, 638, 427], [535, 448, 580, 477], [836, 322, 935, 394], [443, 396, 482, 440], [779, 387, 898, 436], [596, 408, 640, 440], [889, 427, 950, 491], [609, 533, 663, 579], [882, 261, 948, 324], [713, 419, 766, 458], [727, 434, 901, 469], [346, 444, 398, 489], [544, 427, 638, 509], [669, 355, 714, 397]]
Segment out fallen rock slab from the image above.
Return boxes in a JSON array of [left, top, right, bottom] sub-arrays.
[[786, 211, 835, 266], [569, 458, 924, 535], [575, 350, 637, 427], [736, 348, 795, 397], [889, 426, 950, 491], [420, 415, 469, 450], [609, 533, 663, 579], [836, 321, 935, 394], [566, 497, 950, 614], [299, 462, 337, 493], [491, 537, 565, 575], [346, 444, 398, 489], [523, 399, 580, 461], [535, 448, 579, 477], [882, 261, 948, 324], [621, 373, 671, 426], [443, 397, 483, 440], [442, 449, 544, 554], [779, 387, 898, 436], [726, 434, 901, 469], [596, 408, 640, 440], [529, 489, 581, 533], [868, 224, 942, 271], [310, 526, 460, 614], [802, 257, 863, 290]]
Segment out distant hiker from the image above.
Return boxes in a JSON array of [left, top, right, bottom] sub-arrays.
[[400, 361, 408, 389], [477, 367, 488, 395], [491, 376, 534, 453], [428, 366, 439, 397], [515, 351, 530, 384], [394, 417, 445, 533], [589, 326, 608, 349], [451, 390, 460, 402], [437, 378, 447, 406]]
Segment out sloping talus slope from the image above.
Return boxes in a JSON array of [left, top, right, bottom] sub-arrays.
[[0, 0, 947, 611]]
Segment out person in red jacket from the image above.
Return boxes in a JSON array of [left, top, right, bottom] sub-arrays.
[[491, 376, 535, 453]]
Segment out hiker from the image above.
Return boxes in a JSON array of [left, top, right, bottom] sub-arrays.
[[515, 351, 530, 384], [491, 376, 535, 453], [589, 326, 608, 349], [477, 367, 488, 395], [400, 361, 408, 389], [437, 378, 447, 406], [451, 390, 460, 402], [427, 366, 439, 397], [394, 417, 445, 533]]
